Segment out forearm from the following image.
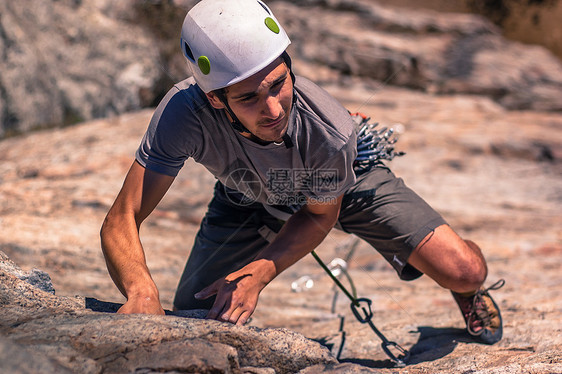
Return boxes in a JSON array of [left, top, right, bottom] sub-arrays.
[[100, 161, 174, 304], [197, 202, 339, 324], [100, 209, 159, 301], [252, 203, 340, 284]]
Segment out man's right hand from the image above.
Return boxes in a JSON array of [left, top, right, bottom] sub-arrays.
[[117, 295, 165, 315]]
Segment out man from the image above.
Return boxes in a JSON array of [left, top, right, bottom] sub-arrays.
[[100, 0, 503, 344]]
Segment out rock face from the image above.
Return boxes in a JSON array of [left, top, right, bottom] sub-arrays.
[[1, 0, 562, 137], [0, 0, 162, 137], [278, 0, 562, 111], [0, 251, 340, 374]]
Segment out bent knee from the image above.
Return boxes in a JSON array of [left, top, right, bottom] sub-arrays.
[[410, 229, 489, 292], [448, 241, 488, 291], [451, 261, 487, 291]]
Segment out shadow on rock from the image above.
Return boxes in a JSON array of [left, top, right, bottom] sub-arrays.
[[85, 297, 122, 313], [334, 326, 477, 369], [85, 297, 185, 316], [406, 326, 473, 364], [85, 297, 210, 319], [339, 357, 398, 369]]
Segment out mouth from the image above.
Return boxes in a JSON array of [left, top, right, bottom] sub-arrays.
[[259, 115, 284, 129]]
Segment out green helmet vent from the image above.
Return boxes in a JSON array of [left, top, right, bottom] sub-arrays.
[[264, 17, 280, 34], [198, 56, 211, 75]]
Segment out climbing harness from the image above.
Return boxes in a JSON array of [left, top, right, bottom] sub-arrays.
[[310, 250, 410, 367]]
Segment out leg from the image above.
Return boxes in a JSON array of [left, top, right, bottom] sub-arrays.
[[339, 167, 447, 281], [339, 167, 503, 344], [408, 222, 504, 345], [408, 224, 487, 293]]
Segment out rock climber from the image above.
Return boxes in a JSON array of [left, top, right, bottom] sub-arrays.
[[100, 0, 503, 345]]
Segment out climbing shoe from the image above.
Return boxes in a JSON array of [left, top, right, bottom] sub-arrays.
[[451, 279, 505, 345]]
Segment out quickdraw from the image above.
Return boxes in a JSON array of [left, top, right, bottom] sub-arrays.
[[350, 112, 405, 176], [310, 250, 410, 367]]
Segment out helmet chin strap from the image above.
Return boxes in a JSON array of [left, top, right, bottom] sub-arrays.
[[214, 90, 251, 134]]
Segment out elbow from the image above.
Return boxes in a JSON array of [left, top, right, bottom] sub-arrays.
[[100, 212, 115, 253], [100, 214, 111, 240], [326, 215, 339, 231], [301, 199, 342, 230], [100, 207, 141, 249], [99, 209, 127, 246], [305, 210, 340, 231], [100, 206, 119, 237]]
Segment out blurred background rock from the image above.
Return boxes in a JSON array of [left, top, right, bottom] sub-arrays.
[[1, 0, 561, 138]]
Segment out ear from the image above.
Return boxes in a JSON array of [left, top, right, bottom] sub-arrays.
[[205, 91, 226, 110]]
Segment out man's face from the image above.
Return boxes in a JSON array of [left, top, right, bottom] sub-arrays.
[[207, 58, 293, 143]]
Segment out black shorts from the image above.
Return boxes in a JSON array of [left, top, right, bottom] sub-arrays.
[[337, 166, 447, 280], [173, 167, 447, 310]]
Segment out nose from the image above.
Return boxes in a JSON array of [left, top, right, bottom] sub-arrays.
[[261, 94, 282, 119]]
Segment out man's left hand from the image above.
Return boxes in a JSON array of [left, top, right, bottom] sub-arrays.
[[194, 260, 274, 325]]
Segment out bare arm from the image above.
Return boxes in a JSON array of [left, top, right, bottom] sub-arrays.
[[196, 194, 343, 324], [100, 160, 175, 314]]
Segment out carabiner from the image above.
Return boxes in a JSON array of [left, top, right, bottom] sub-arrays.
[[350, 298, 373, 323], [381, 339, 410, 367], [350, 299, 410, 367]]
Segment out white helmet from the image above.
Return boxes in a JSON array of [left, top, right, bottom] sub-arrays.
[[180, 0, 291, 93]]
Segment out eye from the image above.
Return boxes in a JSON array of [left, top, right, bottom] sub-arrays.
[[271, 78, 286, 91], [239, 95, 258, 104]]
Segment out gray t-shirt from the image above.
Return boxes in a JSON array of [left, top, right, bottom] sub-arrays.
[[136, 76, 357, 213]]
